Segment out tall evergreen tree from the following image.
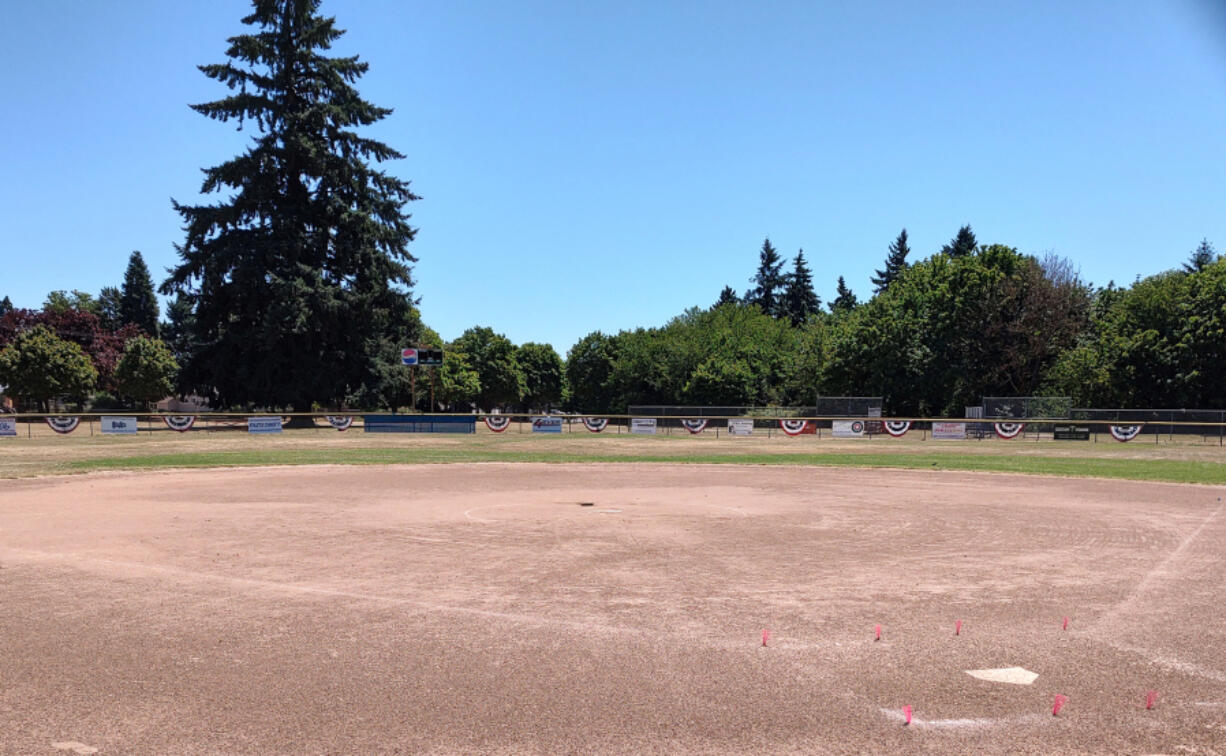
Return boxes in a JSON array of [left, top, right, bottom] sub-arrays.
[[940, 225, 977, 258], [781, 250, 820, 325], [162, 0, 420, 410], [1183, 238, 1217, 272], [713, 286, 740, 308], [97, 286, 123, 330], [745, 237, 786, 317], [120, 252, 159, 334], [871, 228, 910, 294], [829, 276, 858, 313], [161, 291, 197, 368], [0, 296, 13, 318]]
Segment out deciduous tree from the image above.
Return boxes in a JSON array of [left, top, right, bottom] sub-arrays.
[[0, 325, 98, 411]]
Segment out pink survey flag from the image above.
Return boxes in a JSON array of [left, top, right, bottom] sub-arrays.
[[1062, 616, 1069, 631], [955, 620, 962, 636], [875, 624, 882, 642], [1052, 694, 1069, 716], [1146, 690, 1158, 710], [762, 628, 770, 647], [902, 705, 912, 725]]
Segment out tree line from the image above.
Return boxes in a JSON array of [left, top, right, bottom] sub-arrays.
[[3, 0, 1223, 417]]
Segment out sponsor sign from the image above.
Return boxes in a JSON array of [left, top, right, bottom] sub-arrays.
[[1053, 424, 1090, 441], [247, 416, 283, 434], [832, 420, 866, 438], [401, 348, 418, 365], [932, 422, 966, 440], [727, 418, 753, 436], [532, 416, 563, 434], [101, 416, 139, 435], [630, 418, 657, 435], [363, 414, 476, 434], [0, 418, 16, 437]]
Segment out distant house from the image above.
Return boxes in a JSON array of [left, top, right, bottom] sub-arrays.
[[155, 395, 212, 413]]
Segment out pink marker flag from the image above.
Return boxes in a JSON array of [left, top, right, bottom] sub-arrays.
[[1062, 616, 1069, 631], [902, 705, 912, 725], [762, 628, 770, 647], [875, 624, 882, 642], [955, 620, 962, 636], [1052, 694, 1069, 716], [1146, 690, 1158, 710]]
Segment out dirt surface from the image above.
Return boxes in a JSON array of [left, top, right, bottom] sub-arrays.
[[2, 463, 1224, 754]]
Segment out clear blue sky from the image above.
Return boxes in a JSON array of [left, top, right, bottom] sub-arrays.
[[3, 1, 1225, 354]]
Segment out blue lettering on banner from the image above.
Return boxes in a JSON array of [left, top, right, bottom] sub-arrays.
[[247, 416, 283, 434], [0, 419, 16, 437], [363, 415, 476, 434], [531, 416, 563, 433], [101, 416, 139, 435]]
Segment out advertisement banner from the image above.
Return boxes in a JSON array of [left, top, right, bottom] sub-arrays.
[[727, 418, 753, 436], [101, 416, 139, 435], [247, 416, 283, 434], [630, 418, 657, 435], [0, 418, 16, 437], [932, 422, 966, 440], [531, 416, 563, 434], [832, 420, 866, 438], [1053, 425, 1090, 441]]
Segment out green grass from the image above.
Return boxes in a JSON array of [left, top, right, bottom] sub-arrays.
[[62, 446, 1226, 485]]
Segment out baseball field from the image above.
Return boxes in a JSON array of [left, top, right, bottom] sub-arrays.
[[2, 429, 1224, 753]]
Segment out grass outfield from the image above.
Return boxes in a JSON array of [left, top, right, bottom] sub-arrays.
[[4, 428, 1226, 484]]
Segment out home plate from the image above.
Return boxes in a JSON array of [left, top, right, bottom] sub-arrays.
[[965, 667, 1039, 685]]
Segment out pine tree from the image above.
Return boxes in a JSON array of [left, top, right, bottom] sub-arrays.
[[98, 286, 123, 330], [829, 276, 858, 313], [1183, 238, 1217, 272], [871, 228, 910, 294], [940, 225, 977, 258], [713, 286, 740, 308], [746, 237, 786, 317], [120, 252, 159, 334], [161, 291, 196, 367], [162, 0, 420, 410], [781, 250, 820, 325], [0, 296, 13, 318]]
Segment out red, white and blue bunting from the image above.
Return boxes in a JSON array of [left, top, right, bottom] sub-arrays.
[[163, 415, 196, 432], [1109, 424, 1142, 442], [581, 417, 608, 433], [993, 422, 1025, 439], [484, 415, 511, 433], [779, 419, 810, 436], [325, 415, 353, 431], [680, 418, 708, 434], [883, 420, 911, 437], [46, 416, 81, 434]]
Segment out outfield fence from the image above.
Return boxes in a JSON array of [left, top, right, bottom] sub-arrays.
[[3, 410, 1226, 444]]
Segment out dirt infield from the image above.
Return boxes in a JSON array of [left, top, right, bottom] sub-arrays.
[[2, 464, 1224, 754]]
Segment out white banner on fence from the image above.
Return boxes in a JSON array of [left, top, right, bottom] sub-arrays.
[[531, 416, 563, 434], [0, 418, 15, 437], [727, 418, 753, 436], [932, 422, 966, 440], [101, 416, 139, 435], [630, 418, 657, 435], [832, 420, 866, 438], [247, 416, 283, 434]]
